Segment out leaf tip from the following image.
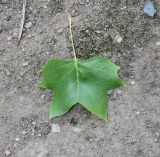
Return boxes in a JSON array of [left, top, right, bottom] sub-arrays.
[[49, 109, 55, 120]]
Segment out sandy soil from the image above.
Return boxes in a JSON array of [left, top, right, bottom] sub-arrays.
[[0, 0, 160, 157]]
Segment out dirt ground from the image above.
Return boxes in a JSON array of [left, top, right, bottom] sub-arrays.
[[0, 0, 160, 157]]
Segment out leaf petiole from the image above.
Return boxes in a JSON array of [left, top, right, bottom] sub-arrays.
[[68, 16, 80, 100], [68, 16, 77, 61]]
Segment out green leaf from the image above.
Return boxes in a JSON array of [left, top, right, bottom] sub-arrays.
[[39, 56, 125, 120]]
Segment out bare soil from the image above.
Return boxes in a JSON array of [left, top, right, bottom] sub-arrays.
[[0, 0, 160, 157]]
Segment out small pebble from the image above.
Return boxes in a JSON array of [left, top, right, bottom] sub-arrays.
[[70, 9, 79, 17], [86, 29, 90, 34], [113, 93, 117, 98], [12, 32, 17, 38], [156, 41, 160, 46], [120, 6, 127, 10], [32, 121, 36, 125], [22, 130, 27, 135], [4, 150, 11, 156], [57, 29, 63, 34], [131, 80, 135, 85], [79, 1, 84, 5], [20, 72, 24, 76], [71, 9, 76, 16], [41, 95, 45, 99], [115, 35, 123, 43], [43, 4, 47, 9], [144, 1, 156, 17], [51, 123, 60, 133], [86, 0, 90, 4], [95, 30, 101, 34], [7, 36, 12, 41], [27, 34, 33, 38], [72, 127, 82, 133], [37, 134, 42, 137], [15, 137, 20, 141], [136, 111, 140, 115], [117, 90, 122, 94], [5, 69, 11, 76], [22, 62, 28, 67], [24, 22, 32, 29]]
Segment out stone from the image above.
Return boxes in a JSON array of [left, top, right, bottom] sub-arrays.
[[156, 41, 160, 46], [15, 137, 20, 141], [5, 69, 11, 76], [22, 62, 28, 67], [12, 32, 17, 38], [136, 111, 140, 115], [7, 36, 12, 41], [41, 95, 45, 99], [51, 123, 60, 133], [72, 127, 82, 133], [27, 34, 33, 38], [4, 150, 11, 156], [32, 121, 36, 125], [24, 22, 32, 29], [70, 9, 79, 17], [144, 2, 156, 17], [115, 35, 123, 43], [22, 131, 27, 135], [57, 29, 63, 34], [37, 134, 42, 137], [131, 80, 135, 85]]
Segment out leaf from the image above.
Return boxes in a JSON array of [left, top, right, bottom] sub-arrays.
[[39, 56, 125, 120]]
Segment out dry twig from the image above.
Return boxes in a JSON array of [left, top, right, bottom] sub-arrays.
[[18, 0, 26, 45]]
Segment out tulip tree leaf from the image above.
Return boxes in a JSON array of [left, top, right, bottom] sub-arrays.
[[39, 16, 125, 120], [39, 56, 125, 120]]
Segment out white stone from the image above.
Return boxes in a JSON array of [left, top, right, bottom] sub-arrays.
[[4, 150, 11, 156], [32, 121, 36, 125], [72, 127, 82, 133], [24, 22, 32, 29], [22, 62, 28, 67], [37, 134, 42, 137], [15, 137, 20, 141], [22, 131, 27, 135], [51, 123, 60, 133], [7, 36, 12, 41], [41, 95, 45, 99], [156, 41, 160, 46], [136, 111, 140, 115], [5, 69, 11, 76]]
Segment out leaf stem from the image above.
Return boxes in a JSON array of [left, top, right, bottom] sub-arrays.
[[68, 16, 77, 61], [68, 16, 79, 100]]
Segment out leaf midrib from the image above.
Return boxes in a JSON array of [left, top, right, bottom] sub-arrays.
[[74, 59, 80, 101]]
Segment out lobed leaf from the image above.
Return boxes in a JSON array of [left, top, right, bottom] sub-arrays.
[[39, 56, 125, 120]]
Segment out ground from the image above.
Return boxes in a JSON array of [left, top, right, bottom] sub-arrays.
[[0, 0, 160, 157]]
